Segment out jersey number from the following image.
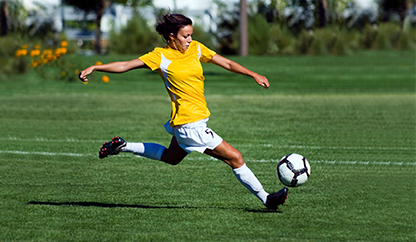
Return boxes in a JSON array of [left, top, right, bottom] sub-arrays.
[[205, 129, 214, 138]]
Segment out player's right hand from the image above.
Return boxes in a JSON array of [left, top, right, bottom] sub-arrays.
[[78, 73, 87, 82], [78, 67, 93, 82]]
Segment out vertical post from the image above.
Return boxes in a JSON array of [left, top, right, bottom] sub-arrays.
[[0, 0, 8, 37], [318, 0, 327, 28], [61, 0, 65, 30], [173, 0, 177, 11], [239, 0, 248, 56]]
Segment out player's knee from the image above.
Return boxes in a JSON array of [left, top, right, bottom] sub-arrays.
[[229, 150, 244, 168], [161, 156, 183, 166], [168, 158, 183, 166]]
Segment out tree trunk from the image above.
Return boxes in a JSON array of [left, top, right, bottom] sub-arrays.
[[401, 0, 413, 21], [239, 0, 248, 56], [95, 9, 103, 54], [0, 0, 8, 37], [381, 0, 410, 22], [94, 0, 110, 54], [318, 0, 327, 28]]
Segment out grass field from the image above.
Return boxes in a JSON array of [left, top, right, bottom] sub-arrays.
[[0, 50, 415, 241]]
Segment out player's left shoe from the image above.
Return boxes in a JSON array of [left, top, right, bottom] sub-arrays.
[[99, 136, 126, 159], [264, 187, 288, 209]]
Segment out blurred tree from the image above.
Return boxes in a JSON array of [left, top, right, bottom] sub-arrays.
[[318, 0, 357, 27], [0, 0, 28, 37], [318, 0, 327, 28], [0, 0, 7, 36], [211, 0, 239, 55], [265, 0, 355, 29], [240, 0, 248, 56], [311, 0, 358, 28], [379, 0, 414, 22], [65, 0, 152, 54]]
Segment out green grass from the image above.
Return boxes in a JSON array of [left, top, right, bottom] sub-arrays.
[[0, 51, 415, 241]]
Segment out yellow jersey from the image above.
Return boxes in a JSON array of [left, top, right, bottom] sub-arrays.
[[139, 41, 216, 126]]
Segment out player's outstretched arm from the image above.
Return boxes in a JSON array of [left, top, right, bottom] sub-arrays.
[[209, 54, 270, 89], [79, 58, 147, 82]]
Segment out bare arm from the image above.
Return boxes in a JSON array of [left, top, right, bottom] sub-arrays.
[[209, 54, 270, 89], [78, 58, 147, 82]]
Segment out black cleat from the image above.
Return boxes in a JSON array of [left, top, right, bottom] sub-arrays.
[[264, 187, 288, 209], [99, 136, 127, 159]]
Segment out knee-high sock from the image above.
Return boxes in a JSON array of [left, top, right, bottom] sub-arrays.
[[233, 163, 269, 204], [121, 142, 166, 161]]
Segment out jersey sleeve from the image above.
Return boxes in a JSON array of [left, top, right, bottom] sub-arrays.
[[198, 42, 216, 63], [138, 48, 161, 71]]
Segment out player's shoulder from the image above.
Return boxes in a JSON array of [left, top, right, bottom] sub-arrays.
[[147, 46, 167, 55], [190, 40, 215, 54], [191, 40, 201, 46], [189, 40, 204, 50]]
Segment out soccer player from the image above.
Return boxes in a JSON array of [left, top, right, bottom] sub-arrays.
[[79, 13, 288, 209]]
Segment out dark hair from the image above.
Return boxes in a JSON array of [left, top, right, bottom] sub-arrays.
[[156, 13, 192, 43]]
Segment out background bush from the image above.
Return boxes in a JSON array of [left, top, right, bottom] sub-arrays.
[[190, 24, 216, 50], [108, 15, 161, 55], [248, 14, 270, 55], [396, 28, 416, 50], [108, 14, 216, 54], [372, 23, 398, 50], [254, 21, 415, 56], [0, 35, 27, 78], [105, 6, 414, 57]]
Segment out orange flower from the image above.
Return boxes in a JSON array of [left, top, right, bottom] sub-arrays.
[[102, 75, 110, 83], [42, 49, 53, 56], [31, 60, 41, 67], [15, 49, 28, 57], [30, 49, 41, 57], [60, 40, 68, 47], [54, 47, 67, 57]]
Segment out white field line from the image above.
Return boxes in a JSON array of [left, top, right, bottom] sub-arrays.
[[0, 150, 415, 166], [2, 137, 415, 151], [252, 144, 415, 151], [1, 137, 105, 143], [0, 150, 94, 157], [185, 156, 416, 166]]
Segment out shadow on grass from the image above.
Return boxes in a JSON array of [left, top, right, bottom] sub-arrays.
[[27, 201, 281, 213]]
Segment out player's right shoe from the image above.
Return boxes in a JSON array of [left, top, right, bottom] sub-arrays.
[[264, 187, 288, 210], [99, 136, 127, 159]]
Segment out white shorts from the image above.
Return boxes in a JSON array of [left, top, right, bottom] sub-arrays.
[[164, 118, 223, 154]]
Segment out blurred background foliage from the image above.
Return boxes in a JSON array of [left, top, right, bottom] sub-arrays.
[[211, 0, 415, 55], [0, 0, 414, 80]]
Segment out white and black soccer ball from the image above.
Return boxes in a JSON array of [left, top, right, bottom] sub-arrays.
[[277, 153, 311, 187]]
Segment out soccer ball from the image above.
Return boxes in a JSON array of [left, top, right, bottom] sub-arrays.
[[277, 153, 311, 187]]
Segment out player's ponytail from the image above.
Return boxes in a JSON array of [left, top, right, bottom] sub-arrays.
[[156, 12, 192, 44]]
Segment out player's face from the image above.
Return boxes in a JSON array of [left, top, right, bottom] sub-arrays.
[[171, 25, 193, 51]]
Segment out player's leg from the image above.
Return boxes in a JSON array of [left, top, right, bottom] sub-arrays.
[[204, 140, 269, 202], [100, 136, 187, 165], [121, 141, 165, 161], [204, 140, 288, 209], [99, 136, 128, 159], [159, 136, 188, 165], [122, 136, 187, 165]]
